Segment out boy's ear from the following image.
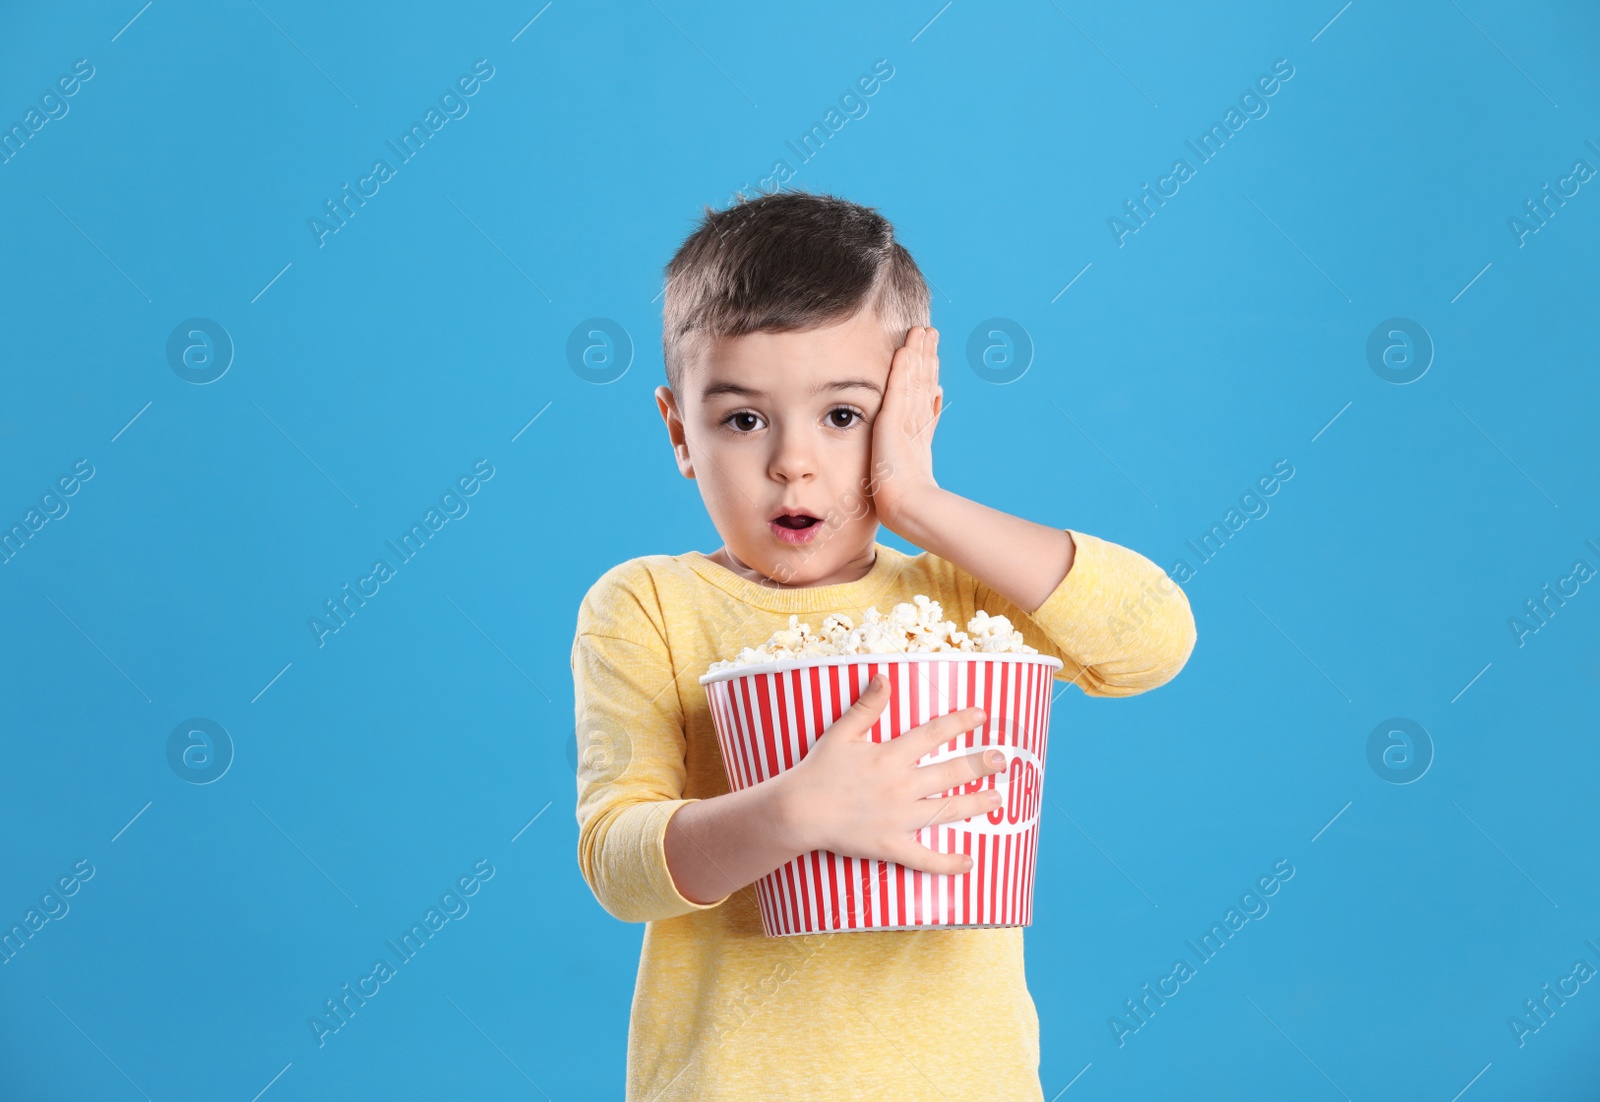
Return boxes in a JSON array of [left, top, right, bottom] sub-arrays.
[[655, 385, 695, 479]]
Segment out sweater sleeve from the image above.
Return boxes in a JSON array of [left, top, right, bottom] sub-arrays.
[[969, 529, 1197, 698], [571, 564, 734, 924]]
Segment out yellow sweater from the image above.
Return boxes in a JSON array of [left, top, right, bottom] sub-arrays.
[[571, 530, 1196, 1101]]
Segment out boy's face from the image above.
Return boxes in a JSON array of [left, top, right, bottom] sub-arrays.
[[656, 307, 901, 589]]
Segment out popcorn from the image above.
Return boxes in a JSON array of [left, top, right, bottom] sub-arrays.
[[705, 594, 1037, 674]]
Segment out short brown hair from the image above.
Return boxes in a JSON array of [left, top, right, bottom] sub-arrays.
[[661, 190, 931, 397]]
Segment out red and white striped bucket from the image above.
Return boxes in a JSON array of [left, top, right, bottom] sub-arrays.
[[699, 653, 1062, 936]]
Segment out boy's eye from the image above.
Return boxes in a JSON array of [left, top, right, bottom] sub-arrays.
[[720, 408, 863, 432]]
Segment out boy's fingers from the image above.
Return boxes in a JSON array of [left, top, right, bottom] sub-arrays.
[[918, 749, 1006, 798], [933, 789, 1004, 828], [892, 837, 973, 878], [829, 675, 890, 738], [902, 706, 987, 760]]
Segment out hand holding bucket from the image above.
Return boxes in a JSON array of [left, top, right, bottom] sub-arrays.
[[781, 674, 1006, 875], [699, 652, 1060, 936]]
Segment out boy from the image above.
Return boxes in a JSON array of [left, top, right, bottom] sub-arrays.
[[571, 190, 1196, 1101]]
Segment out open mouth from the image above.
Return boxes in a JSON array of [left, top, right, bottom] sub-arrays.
[[770, 512, 824, 543]]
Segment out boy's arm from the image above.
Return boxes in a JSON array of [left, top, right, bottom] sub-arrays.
[[891, 487, 1196, 697], [573, 568, 991, 912], [574, 626, 812, 917], [572, 565, 758, 923], [870, 327, 1193, 696]]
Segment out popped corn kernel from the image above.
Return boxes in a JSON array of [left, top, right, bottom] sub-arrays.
[[704, 595, 1037, 674]]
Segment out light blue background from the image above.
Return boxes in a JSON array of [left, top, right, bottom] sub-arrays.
[[2, 1, 1597, 1098]]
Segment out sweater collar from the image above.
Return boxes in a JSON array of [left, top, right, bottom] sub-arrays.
[[680, 544, 902, 613]]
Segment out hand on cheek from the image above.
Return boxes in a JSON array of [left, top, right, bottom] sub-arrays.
[[870, 326, 943, 530]]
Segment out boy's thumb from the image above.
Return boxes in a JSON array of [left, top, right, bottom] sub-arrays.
[[838, 674, 889, 731], [821, 674, 886, 743]]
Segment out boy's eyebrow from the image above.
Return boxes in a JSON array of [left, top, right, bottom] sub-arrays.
[[701, 378, 884, 400]]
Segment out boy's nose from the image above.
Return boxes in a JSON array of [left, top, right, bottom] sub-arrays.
[[767, 431, 817, 482]]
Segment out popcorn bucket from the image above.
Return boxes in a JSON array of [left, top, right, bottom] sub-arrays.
[[698, 653, 1062, 936]]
